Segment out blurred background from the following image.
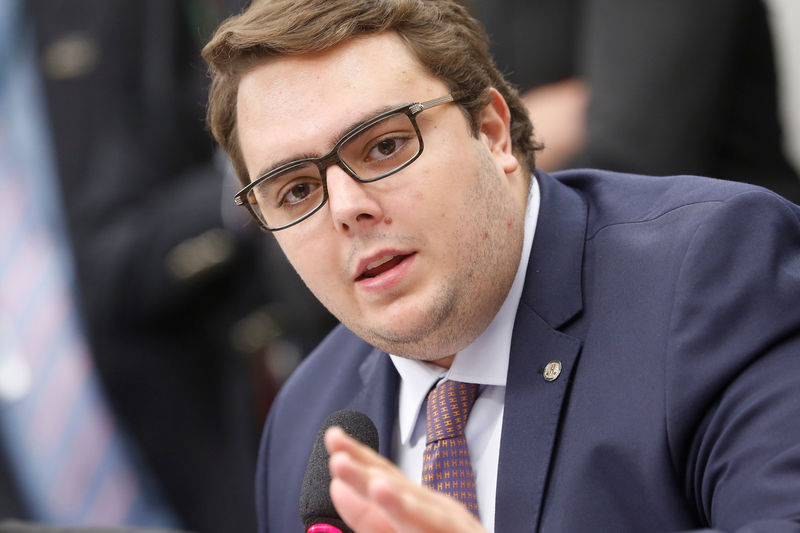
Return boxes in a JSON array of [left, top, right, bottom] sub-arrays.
[[0, 1, 334, 531], [469, 0, 800, 202], [765, 0, 800, 172], [0, 0, 797, 532]]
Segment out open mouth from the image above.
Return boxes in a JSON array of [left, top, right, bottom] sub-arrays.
[[357, 254, 412, 280]]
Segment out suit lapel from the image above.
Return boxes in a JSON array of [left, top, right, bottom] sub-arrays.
[[495, 308, 582, 531], [495, 172, 587, 532], [347, 348, 400, 458]]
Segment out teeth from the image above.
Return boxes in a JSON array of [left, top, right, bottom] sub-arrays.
[[366, 255, 395, 271]]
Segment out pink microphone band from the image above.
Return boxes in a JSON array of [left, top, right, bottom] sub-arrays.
[[307, 525, 343, 533]]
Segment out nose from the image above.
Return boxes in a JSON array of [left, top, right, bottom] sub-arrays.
[[325, 164, 385, 233]]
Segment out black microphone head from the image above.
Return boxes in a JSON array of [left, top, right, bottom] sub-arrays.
[[299, 410, 379, 532]]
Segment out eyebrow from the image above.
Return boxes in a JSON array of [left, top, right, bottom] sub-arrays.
[[251, 102, 405, 181]]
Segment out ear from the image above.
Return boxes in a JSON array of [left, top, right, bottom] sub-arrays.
[[477, 88, 519, 174]]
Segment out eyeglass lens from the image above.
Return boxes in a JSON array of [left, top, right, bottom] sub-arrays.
[[247, 111, 422, 229]]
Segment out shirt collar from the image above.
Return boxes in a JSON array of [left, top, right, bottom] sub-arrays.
[[391, 175, 540, 444]]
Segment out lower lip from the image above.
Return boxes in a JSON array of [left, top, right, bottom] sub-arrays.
[[355, 253, 416, 293]]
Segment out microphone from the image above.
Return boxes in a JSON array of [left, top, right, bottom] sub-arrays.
[[299, 410, 379, 533]]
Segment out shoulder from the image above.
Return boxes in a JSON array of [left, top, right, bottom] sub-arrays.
[[255, 324, 383, 532], [547, 168, 800, 238], [272, 324, 378, 410]]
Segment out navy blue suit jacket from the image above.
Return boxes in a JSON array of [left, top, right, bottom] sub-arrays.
[[256, 170, 800, 532]]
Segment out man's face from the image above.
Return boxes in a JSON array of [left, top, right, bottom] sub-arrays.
[[236, 32, 528, 365]]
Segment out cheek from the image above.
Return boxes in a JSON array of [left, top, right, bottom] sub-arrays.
[[408, 163, 457, 219], [281, 242, 346, 315], [276, 235, 331, 286]]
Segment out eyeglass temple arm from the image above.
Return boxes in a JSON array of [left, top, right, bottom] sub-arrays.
[[409, 94, 454, 115]]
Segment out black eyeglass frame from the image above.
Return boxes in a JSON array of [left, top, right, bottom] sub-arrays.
[[234, 94, 455, 231]]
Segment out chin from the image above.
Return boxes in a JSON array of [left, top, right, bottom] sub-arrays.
[[358, 321, 432, 352], [356, 316, 476, 360], [346, 285, 478, 356]]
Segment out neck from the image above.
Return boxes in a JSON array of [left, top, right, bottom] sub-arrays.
[[430, 354, 455, 369]]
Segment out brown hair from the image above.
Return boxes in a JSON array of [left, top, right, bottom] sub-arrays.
[[202, 0, 539, 185]]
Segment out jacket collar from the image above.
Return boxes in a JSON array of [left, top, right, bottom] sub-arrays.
[[348, 347, 399, 459], [522, 170, 586, 329]]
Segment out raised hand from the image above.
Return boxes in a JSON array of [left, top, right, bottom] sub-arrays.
[[325, 427, 488, 533]]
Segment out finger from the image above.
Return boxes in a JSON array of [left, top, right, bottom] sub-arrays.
[[326, 428, 398, 532], [369, 476, 486, 533], [325, 426, 394, 469], [329, 476, 395, 533], [326, 427, 486, 533], [326, 427, 401, 495], [328, 445, 372, 498], [327, 434, 407, 505]]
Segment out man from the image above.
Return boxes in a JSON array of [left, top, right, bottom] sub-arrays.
[[202, 0, 800, 531]]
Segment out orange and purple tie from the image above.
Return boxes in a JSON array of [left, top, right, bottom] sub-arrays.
[[422, 380, 480, 518]]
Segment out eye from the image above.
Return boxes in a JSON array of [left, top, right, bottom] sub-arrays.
[[365, 134, 413, 162], [280, 179, 322, 207]]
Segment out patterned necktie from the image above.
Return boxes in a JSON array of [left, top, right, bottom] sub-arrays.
[[0, 2, 176, 527], [422, 380, 480, 518]]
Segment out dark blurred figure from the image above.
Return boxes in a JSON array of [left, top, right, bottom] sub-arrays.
[[0, 0, 333, 531], [0, 521, 187, 533], [470, 0, 800, 203]]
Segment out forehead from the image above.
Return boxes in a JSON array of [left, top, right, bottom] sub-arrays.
[[235, 32, 448, 180]]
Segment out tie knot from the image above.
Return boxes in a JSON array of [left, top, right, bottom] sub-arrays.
[[425, 380, 479, 444]]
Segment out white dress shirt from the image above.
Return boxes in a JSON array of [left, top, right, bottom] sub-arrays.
[[389, 176, 540, 532]]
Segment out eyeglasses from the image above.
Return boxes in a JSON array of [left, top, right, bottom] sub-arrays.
[[234, 94, 455, 231]]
